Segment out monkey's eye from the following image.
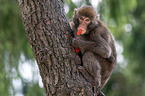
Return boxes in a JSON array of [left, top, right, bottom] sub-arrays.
[[79, 17, 84, 20], [85, 19, 90, 22]]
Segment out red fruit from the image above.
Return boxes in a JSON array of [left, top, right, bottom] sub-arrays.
[[75, 48, 80, 53], [77, 30, 82, 35]]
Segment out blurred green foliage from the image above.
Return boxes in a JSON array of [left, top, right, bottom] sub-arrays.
[[0, 0, 145, 96]]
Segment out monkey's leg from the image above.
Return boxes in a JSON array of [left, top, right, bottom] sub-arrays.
[[82, 51, 101, 95], [77, 66, 94, 83], [77, 65, 99, 96], [83, 51, 101, 86]]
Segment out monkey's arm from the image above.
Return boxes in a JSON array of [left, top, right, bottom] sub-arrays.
[[72, 36, 111, 58]]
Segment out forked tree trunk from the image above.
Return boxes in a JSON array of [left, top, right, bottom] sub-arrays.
[[17, 0, 95, 95]]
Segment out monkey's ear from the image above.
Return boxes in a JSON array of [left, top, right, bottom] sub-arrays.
[[72, 8, 79, 26], [73, 8, 78, 15], [96, 14, 100, 20]]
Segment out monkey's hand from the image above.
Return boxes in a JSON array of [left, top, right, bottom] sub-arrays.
[[72, 38, 80, 48], [72, 37, 86, 53]]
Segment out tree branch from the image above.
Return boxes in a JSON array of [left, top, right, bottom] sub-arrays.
[[17, 0, 94, 95]]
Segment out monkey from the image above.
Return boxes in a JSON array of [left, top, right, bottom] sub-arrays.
[[70, 6, 117, 96]]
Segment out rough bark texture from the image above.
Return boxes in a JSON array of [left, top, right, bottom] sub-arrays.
[[17, 0, 95, 95]]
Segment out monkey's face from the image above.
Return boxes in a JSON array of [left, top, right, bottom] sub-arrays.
[[78, 16, 91, 35]]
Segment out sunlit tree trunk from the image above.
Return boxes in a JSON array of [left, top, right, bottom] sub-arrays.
[[17, 0, 95, 95]]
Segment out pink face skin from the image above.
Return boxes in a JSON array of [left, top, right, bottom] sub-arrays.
[[78, 16, 91, 34]]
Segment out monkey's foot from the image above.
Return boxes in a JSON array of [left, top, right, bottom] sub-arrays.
[[97, 91, 105, 96], [77, 66, 95, 84]]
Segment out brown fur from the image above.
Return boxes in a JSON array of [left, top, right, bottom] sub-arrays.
[[77, 6, 97, 20], [71, 5, 117, 95]]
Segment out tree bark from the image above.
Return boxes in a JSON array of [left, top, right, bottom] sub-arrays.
[[17, 0, 94, 95]]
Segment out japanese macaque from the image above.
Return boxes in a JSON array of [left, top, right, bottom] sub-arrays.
[[70, 6, 117, 96]]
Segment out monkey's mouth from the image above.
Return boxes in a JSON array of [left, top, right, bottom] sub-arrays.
[[81, 30, 86, 34], [77, 29, 86, 35]]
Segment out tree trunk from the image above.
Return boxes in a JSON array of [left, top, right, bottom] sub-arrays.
[[17, 0, 94, 95]]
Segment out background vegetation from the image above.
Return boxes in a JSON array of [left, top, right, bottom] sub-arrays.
[[0, 0, 145, 96]]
